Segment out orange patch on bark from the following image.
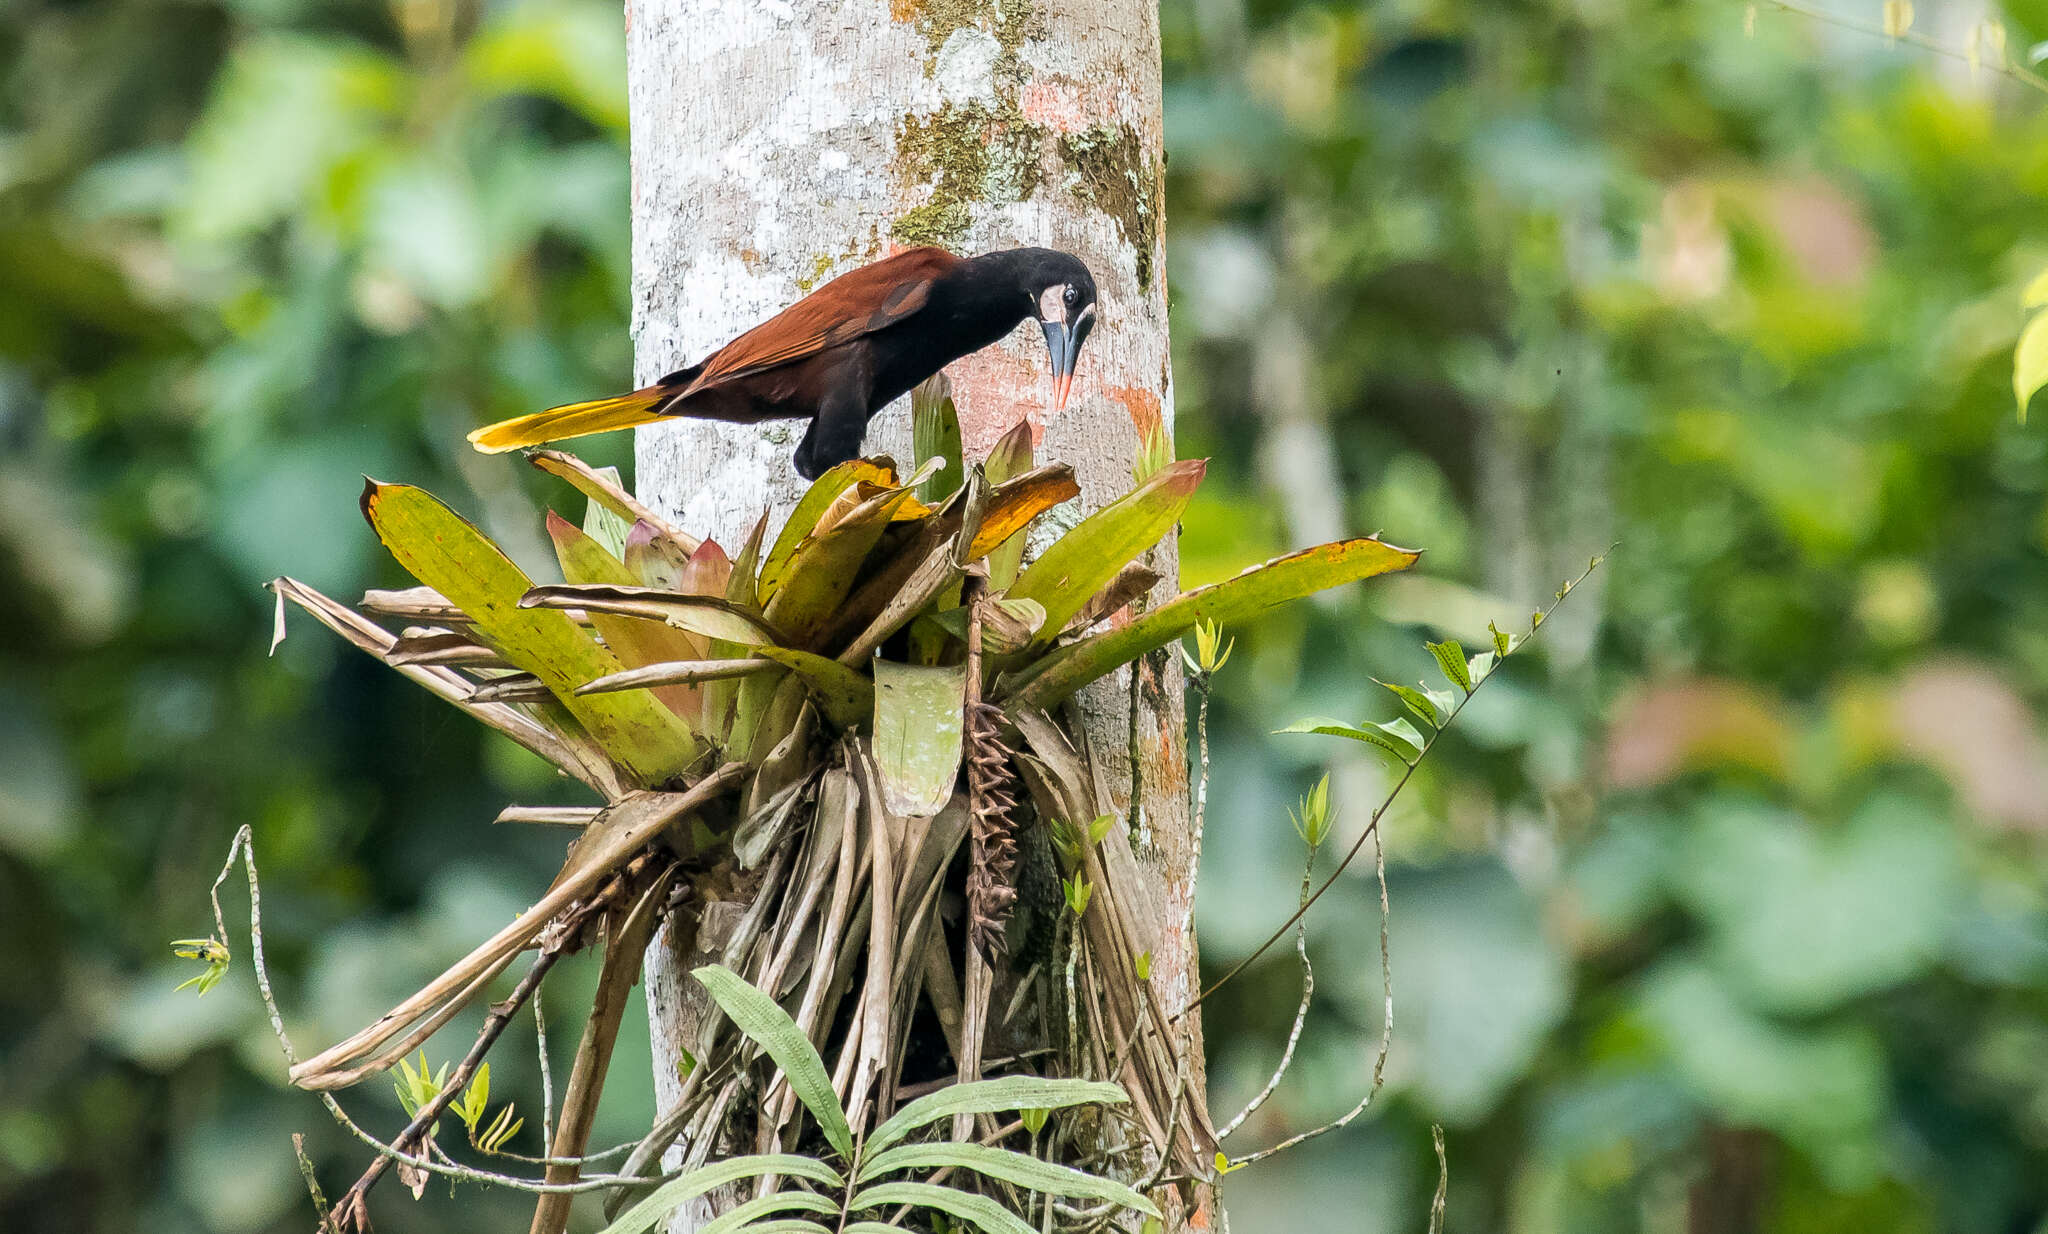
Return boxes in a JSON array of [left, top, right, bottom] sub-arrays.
[[1147, 725, 1191, 799], [1021, 78, 1092, 134], [950, 346, 1049, 458], [888, 0, 919, 21], [1106, 384, 1162, 431]]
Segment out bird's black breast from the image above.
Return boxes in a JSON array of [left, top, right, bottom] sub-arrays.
[[865, 292, 1028, 413]]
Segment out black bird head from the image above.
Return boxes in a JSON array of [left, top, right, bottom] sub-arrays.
[[1007, 248, 1098, 415]]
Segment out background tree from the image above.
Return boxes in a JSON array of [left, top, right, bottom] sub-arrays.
[[6, 0, 2048, 1231]]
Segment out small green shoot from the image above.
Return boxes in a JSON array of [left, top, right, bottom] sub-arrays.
[[1181, 618, 1234, 677], [1062, 875, 1094, 918], [1290, 774, 1332, 849]]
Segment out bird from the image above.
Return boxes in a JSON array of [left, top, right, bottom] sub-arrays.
[[467, 246, 1099, 480]]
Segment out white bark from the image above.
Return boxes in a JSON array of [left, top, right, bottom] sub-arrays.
[[624, 0, 1209, 1225]]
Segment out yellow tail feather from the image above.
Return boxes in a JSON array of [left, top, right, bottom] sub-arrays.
[[467, 390, 669, 454]]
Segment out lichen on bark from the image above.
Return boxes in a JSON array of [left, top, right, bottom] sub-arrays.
[[1060, 124, 1160, 291], [899, 0, 1043, 65], [893, 102, 1048, 249], [889, 0, 1049, 249]]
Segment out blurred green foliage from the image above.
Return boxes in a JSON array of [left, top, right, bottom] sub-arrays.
[[4, 0, 2048, 1231], [1168, 1, 2048, 1231]]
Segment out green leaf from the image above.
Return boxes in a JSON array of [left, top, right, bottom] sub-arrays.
[[1428, 640, 1472, 694], [1290, 773, 1333, 848], [1375, 679, 1443, 728], [453, 1062, 490, 1128], [981, 421, 1038, 588], [692, 965, 854, 1160], [1488, 620, 1512, 657], [1466, 650, 1497, 683], [913, 374, 965, 503], [749, 647, 874, 731], [1006, 537, 1420, 708], [1188, 618, 1233, 673], [582, 470, 634, 558], [731, 1222, 835, 1234], [552, 512, 706, 723], [871, 659, 967, 816], [553, 509, 635, 585], [849, 1182, 1035, 1234], [2024, 265, 2048, 310], [728, 512, 770, 609], [575, 659, 782, 696], [1010, 460, 1205, 645], [760, 460, 898, 599], [1275, 716, 1425, 763], [868, 1077, 1128, 1155], [694, 1192, 840, 1234], [2018, 310, 2048, 423], [1128, 393, 1174, 484], [520, 583, 780, 646], [361, 480, 696, 783], [858, 1144, 1160, 1216]]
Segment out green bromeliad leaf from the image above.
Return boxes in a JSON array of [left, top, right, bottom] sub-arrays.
[[759, 459, 898, 599], [1005, 536, 1420, 708], [871, 659, 967, 816], [763, 483, 922, 646], [981, 418, 1037, 588], [550, 512, 705, 723], [750, 646, 874, 730], [1008, 459, 1204, 644], [519, 583, 780, 646], [912, 373, 964, 503], [361, 480, 698, 783]]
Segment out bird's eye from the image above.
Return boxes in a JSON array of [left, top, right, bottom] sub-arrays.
[[1064, 287, 1079, 307]]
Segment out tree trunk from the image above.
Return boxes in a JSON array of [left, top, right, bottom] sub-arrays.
[[624, 0, 1211, 1226]]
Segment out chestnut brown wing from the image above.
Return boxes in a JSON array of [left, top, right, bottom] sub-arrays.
[[680, 247, 959, 394]]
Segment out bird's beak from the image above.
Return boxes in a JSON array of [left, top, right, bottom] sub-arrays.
[[1041, 306, 1096, 415]]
